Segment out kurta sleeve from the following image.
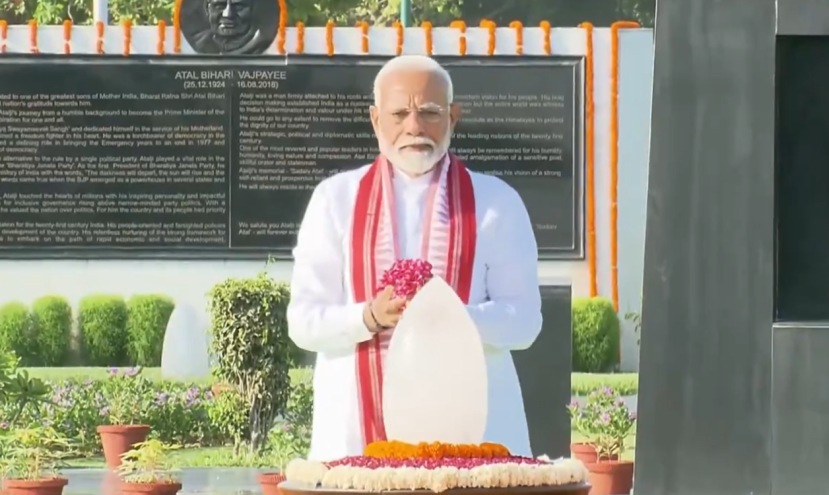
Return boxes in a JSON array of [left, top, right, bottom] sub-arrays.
[[466, 185, 543, 351], [287, 179, 376, 354]]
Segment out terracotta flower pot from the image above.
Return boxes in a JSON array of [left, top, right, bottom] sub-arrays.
[[570, 443, 619, 463], [585, 460, 634, 495], [120, 481, 182, 495], [257, 472, 286, 495], [97, 424, 151, 468], [3, 477, 68, 495]]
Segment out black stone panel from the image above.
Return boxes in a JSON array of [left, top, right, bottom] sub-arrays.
[[775, 36, 829, 321], [771, 323, 829, 495], [636, 0, 776, 494], [0, 55, 583, 260], [513, 284, 572, 459], [777, 0, 829, 35]]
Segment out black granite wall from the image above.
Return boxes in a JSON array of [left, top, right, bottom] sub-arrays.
[[635, 1, 776, 494]]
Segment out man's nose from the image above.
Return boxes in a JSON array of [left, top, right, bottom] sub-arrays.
[[402, 111, 426, 135], [222, 2, 234, 17]]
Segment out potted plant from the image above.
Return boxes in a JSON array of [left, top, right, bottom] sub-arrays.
[[258, 398, 313, 495], [97, 367, 154, 468], [117, 439, 182, 495], [567, 387, 636, 495], [0, 427, 72, 495]]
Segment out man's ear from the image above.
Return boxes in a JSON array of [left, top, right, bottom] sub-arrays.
[[449, 103, 462, 130], [370, 105, 380, 133]]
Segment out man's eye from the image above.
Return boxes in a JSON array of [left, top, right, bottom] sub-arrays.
[[392, 111, 409, 119]]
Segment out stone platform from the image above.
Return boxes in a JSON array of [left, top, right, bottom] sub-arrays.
[[63, 467, 267, 494]]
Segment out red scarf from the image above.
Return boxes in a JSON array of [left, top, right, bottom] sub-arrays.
[[349, 152, 477, 447]]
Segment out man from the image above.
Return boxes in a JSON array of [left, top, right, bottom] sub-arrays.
[[287, 55, 543, 461]]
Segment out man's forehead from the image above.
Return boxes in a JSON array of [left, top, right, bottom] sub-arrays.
[[378, 72, 448, 101]]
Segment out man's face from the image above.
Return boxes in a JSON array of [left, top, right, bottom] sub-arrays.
[[370, 70, 461, 176], [206, 0, 252, 38]]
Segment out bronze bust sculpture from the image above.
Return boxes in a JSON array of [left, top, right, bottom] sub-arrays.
[[179, 0, 279, 55]]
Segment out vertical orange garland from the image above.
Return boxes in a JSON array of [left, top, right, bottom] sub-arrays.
[[357, 21, 369, 53], [276, 0, 287, 54], [325, 20, 335, 56], [609, 21, 639, 314], [157, 20, 167, 55], [449, 20, 466, 55], [393, 21, 403, 55], [509, 21, 523, 55], [28, 20, 38, 54], [295, 22, 305, 54], [0, 20, 7, 53], [173, 0, 182, 53], [579, 21, 597, 297], [122, 19, 132, 56], [539, 21, 551, 54], [480, 19, 495, 55], [95, 21, 105, 54], [421, 21, 433, 55], [63, 20, 72, 54]]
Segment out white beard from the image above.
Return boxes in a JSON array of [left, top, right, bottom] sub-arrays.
[[380, 127, 452, 176]]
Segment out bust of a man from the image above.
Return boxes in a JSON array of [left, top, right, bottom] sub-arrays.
[[179, 0, 278, 55], [205, 0, 258, 53]]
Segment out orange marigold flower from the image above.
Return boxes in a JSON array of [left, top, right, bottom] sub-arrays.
[[364, 441, 510, 459]]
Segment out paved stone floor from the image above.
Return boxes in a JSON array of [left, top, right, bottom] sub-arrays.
[[63, 467, 268, 494]]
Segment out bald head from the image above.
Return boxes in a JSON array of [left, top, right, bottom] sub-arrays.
[[372, 55, 454, 106]]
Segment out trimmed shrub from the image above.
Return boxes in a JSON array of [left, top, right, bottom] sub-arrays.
[[208, 271, 292, 452], [78, 295, 129, 366], [31, 296, 72, 366], [0, 302, 36, 365], [572, 297, 620, 373], [126, 294, 175, 366]]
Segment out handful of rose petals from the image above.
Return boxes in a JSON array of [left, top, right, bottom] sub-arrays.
[[379, 259, 434, 300]]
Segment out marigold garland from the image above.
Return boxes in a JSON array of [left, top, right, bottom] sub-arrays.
[[393, 20, 403, 55], [276, 0, 287, 54], [122, 19, 132, 56], [509, 20, 523, 55], [364, 441, 511, 460], [608, 21, 639, 317], [95, 20, 105, 54], [579, 21, 597, 297], [449, 20, 466, 55], [295, 22, 305, 53], [172, 1, 182, 53], [157, 20, 167, 55], [479, 19, 495, 55], [63, 20, 72, 54], [540, 20, 551, 54], [357, 21, 369, 53], [421, 21, 433, 55], [325, 20, 335, 56], [28, 19, 38, 54], [0, 20, 7, 54]]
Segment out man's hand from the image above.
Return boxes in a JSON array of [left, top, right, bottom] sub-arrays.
[[363, 286, 407, 332]]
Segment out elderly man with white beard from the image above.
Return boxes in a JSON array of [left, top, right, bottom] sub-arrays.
[[286, 55, 543, 461]]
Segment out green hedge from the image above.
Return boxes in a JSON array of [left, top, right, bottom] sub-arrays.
[[0, 302, 36, 365], [126, 295, 175, 367], [31, 296, 73, 366], [572, 297, 620, 373], [79, 295, 129, 366]]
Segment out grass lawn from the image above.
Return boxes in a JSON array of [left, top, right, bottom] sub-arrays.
[[23, 367, 639, 396]]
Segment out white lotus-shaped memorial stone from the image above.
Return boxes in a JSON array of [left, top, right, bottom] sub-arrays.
[[382, 276, 488, 444]]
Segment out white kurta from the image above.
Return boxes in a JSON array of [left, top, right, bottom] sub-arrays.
[[287, 163, 543, 461]]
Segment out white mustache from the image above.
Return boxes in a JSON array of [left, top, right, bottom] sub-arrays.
[[398, 138, 436, 150]]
